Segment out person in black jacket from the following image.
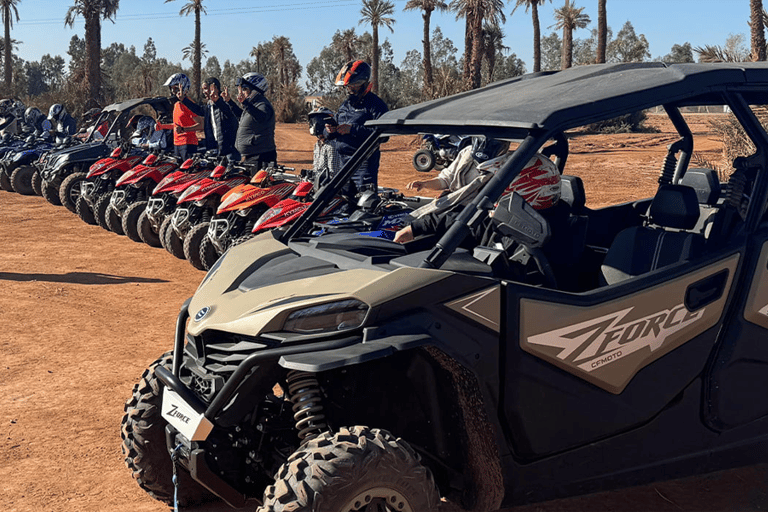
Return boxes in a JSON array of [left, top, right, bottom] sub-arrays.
[[231, 72, 277, 173], [325, 60, 388, 191], [183, 76, 241, 161]]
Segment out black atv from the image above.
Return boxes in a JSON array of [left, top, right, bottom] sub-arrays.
[[122, 63, 768, 511]]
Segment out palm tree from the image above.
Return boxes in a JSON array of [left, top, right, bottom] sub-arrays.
[[0, 0, 19, 93], [596, 0, 607, 63], [511, 0, 549, 73], [482, 23, 507, 84], [750, 0, 766, 61], [334, 28, 360, 62], [166, 0, 206, 100], [552, 0, 590, 69], [359, 0, 396, 94], [404, 0, 449, 98], [65, 0, 120, 108], [452, 0, 505, 89]]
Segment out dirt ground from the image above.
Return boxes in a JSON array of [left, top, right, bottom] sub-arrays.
[[1, 118, 766, 512]]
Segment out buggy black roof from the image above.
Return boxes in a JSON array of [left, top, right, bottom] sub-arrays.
[[103, 96, 172, 115], [369, 62, 768, 136]]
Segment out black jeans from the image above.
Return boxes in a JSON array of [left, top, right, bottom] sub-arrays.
[[175, 144, 198, 163], [241, 150, 278, 176]]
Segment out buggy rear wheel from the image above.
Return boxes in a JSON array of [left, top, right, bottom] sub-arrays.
[[259, 426, 439, 512]]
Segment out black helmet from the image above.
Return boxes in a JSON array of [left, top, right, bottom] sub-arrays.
[[470, 136, 508, 164], [307, 107, 336, 136]]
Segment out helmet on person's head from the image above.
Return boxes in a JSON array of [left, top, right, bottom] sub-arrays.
[[163, 73, 191, 94], [24, 107, 43, 127], [470, 136, 509, 164], [236, 72, 268, 94], [335, 60, 372, 95], [132, 116, 156, 139], [307, 107, 336, 136], [479, 152, 561, 210], [48, 103, 65, 121]]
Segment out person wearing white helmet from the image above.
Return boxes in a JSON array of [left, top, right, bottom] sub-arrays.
[[47, 103, 77, 138], [307, 107, 341, 182], [231, 72, 276, 173], [393, 150, 562, 245], [156, 73, 203, 161]]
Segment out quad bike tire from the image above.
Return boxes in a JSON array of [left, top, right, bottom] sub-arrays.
[[122, 201, 147, 243], [10, 165, 36, 196], [137, 210, 163, 248], [0, 163, 13, 191], [105, 201, 125, 236], [121, 351, 214, 507], [184, 222, 211, 270], [76, 196, 97, 226], [161, 215, 186, 259], [413, 149, 436, 172], [30, 168, 42, 196], [230, 233, 255, 248], [198, 233, 222, 270], [94, 194, 114, 232], [259, 426, 440, 512], [41, 179, 62, 206], [59, 172, 86, 213]]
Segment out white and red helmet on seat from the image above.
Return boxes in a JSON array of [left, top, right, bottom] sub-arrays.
[[478, 152, 561, 210]]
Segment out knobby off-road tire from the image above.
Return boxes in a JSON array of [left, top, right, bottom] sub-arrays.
[[30, 168, 42, 196], [230, 233, 254, 248], [10, 165, 36, 196], [121, 351, 213, 507], [105, 202, 125, 235], [76, 196, 97, 225], [161, 215, 186, 259], [138, 210, 163, 248], [412, 149, 436, 172], [184, 222, 211, 271], [94, 194, 114, 232], [198, 233, 221, 271], [41, 179, 62, 206], [122, 201, 147, 243], [59, 172, 86, 213], [259, 426, 440, 512], [0, 163, 13, 191]]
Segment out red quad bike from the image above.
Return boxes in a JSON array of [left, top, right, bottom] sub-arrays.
[[166, 158, 250, 270], [110, 152, 179, 244], [147, 153, 217, 250], [77, 142, 145, 232], [250, 171, 349, 235], [203, 166, 300, 268]]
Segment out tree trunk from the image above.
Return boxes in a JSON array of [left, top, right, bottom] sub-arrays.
[[562, 26, 573, 69], [3, 10, 11, 92], [750, 0, 766, 61], [372, 25, 379, 94], [468, 2, 484, 89], [532, 2, 541, 72], [597, 0, 607, 63], [194, 7, 201, 101], [422, 9, 433, 98], [85, 13, 101, 108], [463, 14, 472, 82]]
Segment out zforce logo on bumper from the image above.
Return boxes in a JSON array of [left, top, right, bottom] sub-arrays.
[[527, 304, 704, 372]]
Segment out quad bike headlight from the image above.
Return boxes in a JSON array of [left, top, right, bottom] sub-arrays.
[[282, 299, 369, 334], [178, 184, 202, 202]]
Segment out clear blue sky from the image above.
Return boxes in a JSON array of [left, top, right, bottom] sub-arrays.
[[13, 0, 755, 86]]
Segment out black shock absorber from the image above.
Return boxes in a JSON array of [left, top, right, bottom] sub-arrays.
[[202, 209, 212, 223], [286, 370, 328, 442], [658, 148, 678, 185]]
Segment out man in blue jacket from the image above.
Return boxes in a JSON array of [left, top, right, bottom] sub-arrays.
[[326, 60, 388, 191]]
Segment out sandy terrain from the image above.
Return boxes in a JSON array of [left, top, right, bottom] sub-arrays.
[[1, 118, 766, 512]]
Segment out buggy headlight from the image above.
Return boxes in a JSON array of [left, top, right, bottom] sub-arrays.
[[282, 300, 369, 334]]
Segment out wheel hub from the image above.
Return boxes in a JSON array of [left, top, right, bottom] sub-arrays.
[[341, 487, 413, 512]]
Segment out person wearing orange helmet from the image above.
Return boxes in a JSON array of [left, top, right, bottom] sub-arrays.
[[325, 60, 388, 191]]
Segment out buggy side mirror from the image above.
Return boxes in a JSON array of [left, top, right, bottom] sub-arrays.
[[491, 191, 550, 248]]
